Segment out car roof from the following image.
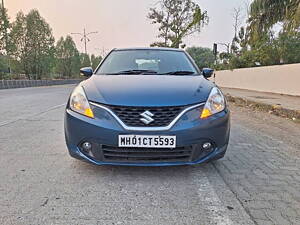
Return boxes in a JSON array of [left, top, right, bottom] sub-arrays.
[[113, 47, 184, 52]]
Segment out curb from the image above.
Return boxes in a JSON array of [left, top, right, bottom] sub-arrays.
[[225, 94, 300, 123], [0, 79, 82, 90]]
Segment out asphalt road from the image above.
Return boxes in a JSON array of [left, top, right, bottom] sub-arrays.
[[0, 85, 299, 225]]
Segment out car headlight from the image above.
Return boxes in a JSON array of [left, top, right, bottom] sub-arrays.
[[69, 86, 94, 118], [201, 87, 225, 119]]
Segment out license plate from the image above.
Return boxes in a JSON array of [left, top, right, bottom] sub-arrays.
[[118, 135, 176, 148]]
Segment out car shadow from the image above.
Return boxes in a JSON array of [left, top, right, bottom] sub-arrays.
[[72, 159, 210, 180]]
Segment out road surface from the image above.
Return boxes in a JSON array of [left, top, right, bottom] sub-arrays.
[[0, 85, 299, 225]]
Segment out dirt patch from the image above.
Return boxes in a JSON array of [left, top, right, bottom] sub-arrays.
[[226, 94, 300, 123]]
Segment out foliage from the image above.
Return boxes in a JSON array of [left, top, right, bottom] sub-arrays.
[[0, 6, 103, 80], [148, 0, 208, 48], [275, 31, 300, 64], [186, 47, 215, 69], [80, 53, 91, 68], [0, 3, 10, 53], [55, 35, 80, 78], [249, 0, 300, 31], [218, 31, 300, 70], [248, 0, 300, 44], [0, 3, 10, 74], [9, 10, 55, 79], [91, 54, 102, 70], [216, 1, 300, 70], [0, 54, 6, 76]]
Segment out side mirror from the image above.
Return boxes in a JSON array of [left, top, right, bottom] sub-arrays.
[[202, 68, 214, 79], [80, 67, 93, 77]]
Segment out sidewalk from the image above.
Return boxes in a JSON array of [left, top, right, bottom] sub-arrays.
[[220, 87, 300, 121]]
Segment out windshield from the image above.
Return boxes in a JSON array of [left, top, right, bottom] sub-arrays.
[[96, 49, 198, 75]]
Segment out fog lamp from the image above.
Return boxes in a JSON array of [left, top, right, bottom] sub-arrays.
[[202, 142, 212, 150], [82, 142, 92, 151]]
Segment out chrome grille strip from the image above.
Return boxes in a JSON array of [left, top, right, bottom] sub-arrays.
[[90, 102, 205, 131]]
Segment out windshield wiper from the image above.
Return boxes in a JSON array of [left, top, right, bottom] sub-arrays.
[[108, 70, 158, 75], [161, 71, 196, 75]]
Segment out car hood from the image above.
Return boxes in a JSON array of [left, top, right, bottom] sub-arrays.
[[82, 75, 214, 107]]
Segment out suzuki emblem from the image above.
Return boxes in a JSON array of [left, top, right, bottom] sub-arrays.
[[140, 111, 154, 125]]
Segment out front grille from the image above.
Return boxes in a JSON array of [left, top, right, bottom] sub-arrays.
[[107, 105, 185, 127], [102, 145, 193, 163]]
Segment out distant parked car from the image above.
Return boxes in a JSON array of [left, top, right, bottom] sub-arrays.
[[64, 47, 230, 166]]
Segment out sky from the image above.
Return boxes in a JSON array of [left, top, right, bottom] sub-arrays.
[[6, 0, 247, 56]]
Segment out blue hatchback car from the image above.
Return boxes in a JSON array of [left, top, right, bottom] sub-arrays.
[[64, 48, 230, 166]]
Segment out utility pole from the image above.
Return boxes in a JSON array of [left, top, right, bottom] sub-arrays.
[[213, 43, 218, 84], [71, 28, 98, 55], [213, 43, 218, 65]]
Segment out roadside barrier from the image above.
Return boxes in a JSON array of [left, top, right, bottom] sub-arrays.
[[0, 79, 82, 90], [214, 63, 300, 96]]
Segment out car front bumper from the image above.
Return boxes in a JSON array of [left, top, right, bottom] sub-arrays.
[[64, 104, 230, 166]]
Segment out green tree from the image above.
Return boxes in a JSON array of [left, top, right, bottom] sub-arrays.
[[148, 0, 208, 48], [217, 1, 300, 70], [0, 3, 10, 53], [249, 0, 300, 41], [186, 47, 215, 69], [276, 31, 300, 64], [8, 12, 26, 75], [55, 35, 80, 78], [0, 54, 6, 78], [80, 53, 91, 68], [9, 10, 55, 79], [0, 3, 10, 76], [91, 54, 102, 70]]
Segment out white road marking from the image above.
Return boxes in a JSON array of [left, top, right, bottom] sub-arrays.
[[194, 173, 234, 225]]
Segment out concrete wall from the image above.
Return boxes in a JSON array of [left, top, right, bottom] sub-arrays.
[[214, 63, 300, 96], [0, 79, 81, 90]]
